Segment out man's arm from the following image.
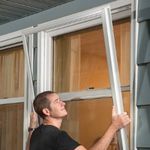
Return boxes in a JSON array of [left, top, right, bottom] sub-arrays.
[[74, 123, 118, 150], [88, 123, 118, 150], [75, 107, 130, 150], [26, 112, 38, 150]]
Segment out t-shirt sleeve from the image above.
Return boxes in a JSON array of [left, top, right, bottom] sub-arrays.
[[57, 131, 80, 150]]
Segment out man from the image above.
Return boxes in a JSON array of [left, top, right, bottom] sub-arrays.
[[30, 91, 130, 150]]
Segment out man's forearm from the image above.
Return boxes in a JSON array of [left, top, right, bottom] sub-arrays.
[[89, 124, 117, 150]]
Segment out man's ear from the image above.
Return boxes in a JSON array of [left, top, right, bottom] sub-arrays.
[[42, 108, 50, 116]]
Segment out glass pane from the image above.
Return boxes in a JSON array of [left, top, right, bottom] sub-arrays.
[[0, 103, 23, 150], [53, 18, 130, 93], [0, 46, 24, 98], [61, 91, 130, 149]]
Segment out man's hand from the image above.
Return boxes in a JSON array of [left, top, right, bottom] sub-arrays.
[[29, 111, 38, 128], [111, 106, 130, 131]]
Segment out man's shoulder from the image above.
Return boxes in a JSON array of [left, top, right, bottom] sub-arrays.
[[38, 124, 59, 130], [33, 124, 60, 136]]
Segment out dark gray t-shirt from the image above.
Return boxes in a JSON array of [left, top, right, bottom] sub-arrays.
[[30, 124, 80, 150]]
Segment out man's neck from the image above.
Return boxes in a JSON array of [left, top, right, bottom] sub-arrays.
[[43, 117, 62, 129]]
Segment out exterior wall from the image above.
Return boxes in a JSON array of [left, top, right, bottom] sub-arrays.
[[0, 0, 113, 35], [136, 0, 150, 148]]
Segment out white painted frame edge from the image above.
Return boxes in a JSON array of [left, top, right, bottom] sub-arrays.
[[37, 33, 53, 94], [0, 97, 24, 104], [59, 86, 130, 101], [130, 0, 139, 150]]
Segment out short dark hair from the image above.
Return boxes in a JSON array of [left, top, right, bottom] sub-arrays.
[[33, 91, 55, 119]]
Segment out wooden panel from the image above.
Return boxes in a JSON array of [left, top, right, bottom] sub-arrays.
[[0, 46, 24, 149], [61, 100, 80, 141], [69, 35, 81, 91], [80, 26, 110, 89], [54, 18, 130, 92], [53, 36, 71, 92], [0, 103, 23, 150], [54, 34, 81, 92], [112, 18, 131, 85], [0, 46, 24, 98]]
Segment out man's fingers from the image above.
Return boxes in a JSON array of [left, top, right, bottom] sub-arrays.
[[112, 106, 117, 117]]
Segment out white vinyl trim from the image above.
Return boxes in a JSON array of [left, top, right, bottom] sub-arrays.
[[22, 35, 35, 99], [59, 86, 130, 101], [130, 0, 139, 150], [0, 97, 24, 104], [0, 42, 22, 50], [0, 37, 22, 48]]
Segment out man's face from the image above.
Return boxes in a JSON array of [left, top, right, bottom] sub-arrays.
[[48, 93, 68, 118]]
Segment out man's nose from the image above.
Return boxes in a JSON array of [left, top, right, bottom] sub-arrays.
[[61, 100, 66, 106]]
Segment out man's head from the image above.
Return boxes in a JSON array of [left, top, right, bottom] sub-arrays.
[[33, 91, 67, 119]]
